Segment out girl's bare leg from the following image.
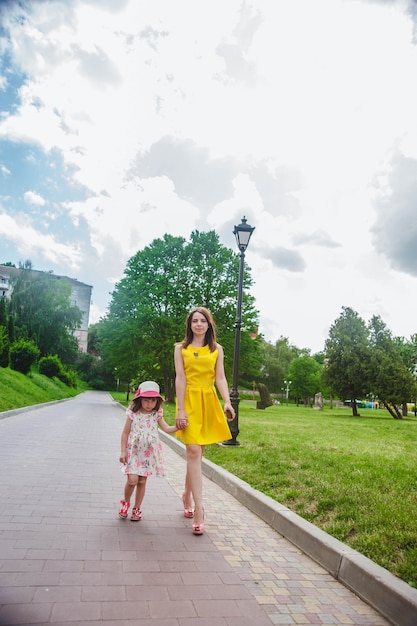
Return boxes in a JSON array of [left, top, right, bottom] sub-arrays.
[[124, 476, 138, 503], [133, 477, 147, 509]]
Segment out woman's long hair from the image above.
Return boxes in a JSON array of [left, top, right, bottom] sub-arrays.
[[181, 306, 217, 351]]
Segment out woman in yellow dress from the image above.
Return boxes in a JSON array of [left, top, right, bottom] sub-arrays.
[[174, 307, 235, 535]]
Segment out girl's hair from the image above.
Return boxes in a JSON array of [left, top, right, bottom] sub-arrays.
[[129, 396, 163, 412], [181, 306, 217, 351]]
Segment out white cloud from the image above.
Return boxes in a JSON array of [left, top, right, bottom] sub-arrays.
[[24, 190, 46, 206], [0, 211, 83, 269], [0, 0, 417, 352]]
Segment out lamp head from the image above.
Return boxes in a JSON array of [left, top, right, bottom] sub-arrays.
[[233, 216, 255, 251]]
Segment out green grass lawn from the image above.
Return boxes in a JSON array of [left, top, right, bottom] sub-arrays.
[[115, 394, 417, 589], [0, 367, 84, 412]]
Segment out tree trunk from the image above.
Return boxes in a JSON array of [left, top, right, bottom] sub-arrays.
[[164, 374, 175, 403], [382, 400, 403, 419], [351, 399, 360, 417], [394, 404, 403, 419]]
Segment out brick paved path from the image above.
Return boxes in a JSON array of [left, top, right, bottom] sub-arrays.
[[0, 391, 389, 625]]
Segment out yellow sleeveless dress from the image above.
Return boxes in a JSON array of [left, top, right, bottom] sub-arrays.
[[176, 345, 232, 445]]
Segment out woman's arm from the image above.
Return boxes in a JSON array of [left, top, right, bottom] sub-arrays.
[[215, 344, 235, 421], [174, 343, 188, 429]]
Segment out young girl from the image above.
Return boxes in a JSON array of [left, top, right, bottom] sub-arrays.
[[119, 380, 178, 521]]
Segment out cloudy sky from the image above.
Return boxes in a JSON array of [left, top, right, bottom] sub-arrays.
[[1, 0, 417, 354]]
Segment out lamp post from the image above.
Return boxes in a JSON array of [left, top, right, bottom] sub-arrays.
[[284, 379, 292, 406], [222, 216, 255, 446]]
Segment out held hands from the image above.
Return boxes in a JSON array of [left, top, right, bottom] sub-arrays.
[[224, 403, 235, 421], [176, 409, 188, 431]]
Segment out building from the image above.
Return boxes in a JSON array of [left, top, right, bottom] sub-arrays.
[[0, 265, 92, 353]]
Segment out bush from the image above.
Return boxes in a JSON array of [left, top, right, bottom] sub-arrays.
[[9, 339, 40, 375], [57, 367, 78, 388], [39, 355, 62, 378], [39, 354, 78, 388]]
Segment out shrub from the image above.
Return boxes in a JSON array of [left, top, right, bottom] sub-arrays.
[[57, 367, 77, 388], [9, 339, 40, 375], [39, 355, 78, 388], [39, 355, 62, 378]]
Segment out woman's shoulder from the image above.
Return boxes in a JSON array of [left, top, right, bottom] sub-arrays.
[[214, 342, 223, 352]]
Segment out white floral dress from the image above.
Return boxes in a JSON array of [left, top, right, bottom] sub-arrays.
[[122, 408, 166, 477]]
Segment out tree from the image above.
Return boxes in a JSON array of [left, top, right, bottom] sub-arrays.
[[8, 315, 15, 344], [98, 230, 260, 401], [8, 267, 82, 362], [367, 316, 415, 419], [87, 323, 101, 355], [0, 298, 9, 367], [258, 336, 304, 394], [392, 334, 417, 416], [323, 307, 371, 416], [0, 326, 9, 367], [287, 355, 322, 406], [0, 297, 6, 327]]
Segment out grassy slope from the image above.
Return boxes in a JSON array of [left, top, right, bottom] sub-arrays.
[[0, 367, 84, 412]]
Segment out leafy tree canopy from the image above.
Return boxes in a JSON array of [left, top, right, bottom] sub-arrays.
[[324, 307, 416, 418], [258, 335, 306, 394], [323, 306, 372, 416], [98, 230, 260, 401], [8, 267, 82, 362], [287, 355, 322, 405], [367, 315, 415, 418]]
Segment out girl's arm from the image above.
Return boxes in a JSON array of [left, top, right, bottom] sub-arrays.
[[174, 343, 188, 429], [119, 416, 131, 463], [215, 343, 235, 421], [158, 414, 178, 435]]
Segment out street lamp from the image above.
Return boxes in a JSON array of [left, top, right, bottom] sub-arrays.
[[284, 379, 292, 406], [222, 216, 255, 446]]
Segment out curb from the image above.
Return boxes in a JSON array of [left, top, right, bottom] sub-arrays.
[[159, 430, 417, 626], [0, 397, 71, 420]]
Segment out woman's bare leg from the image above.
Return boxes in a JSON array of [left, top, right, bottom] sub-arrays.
[[185, 444, 204, 524]]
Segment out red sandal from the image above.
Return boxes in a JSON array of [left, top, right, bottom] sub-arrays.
[[131, 507, 142, 522], [118, 500, 130, 519]]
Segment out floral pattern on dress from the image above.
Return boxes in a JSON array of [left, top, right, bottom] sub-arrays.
[[122, 408, 166, 477]]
